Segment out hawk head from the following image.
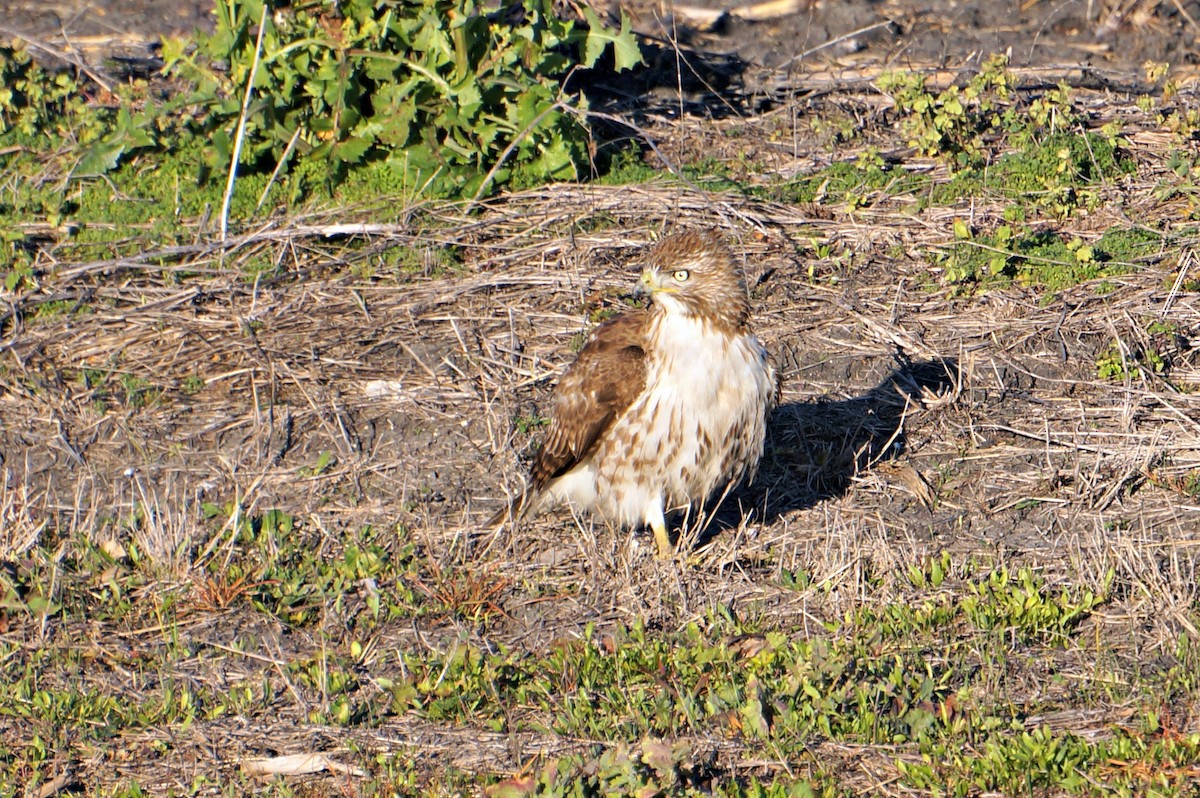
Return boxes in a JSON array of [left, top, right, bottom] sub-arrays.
[[638, 230, 752, 332]]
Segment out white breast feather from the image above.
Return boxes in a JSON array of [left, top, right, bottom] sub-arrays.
[[578, 311, 775, 527]]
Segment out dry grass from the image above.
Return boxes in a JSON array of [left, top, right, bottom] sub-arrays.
[[3, 66, 1200, 793]]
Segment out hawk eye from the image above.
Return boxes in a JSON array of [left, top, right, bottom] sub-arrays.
[[673, 269, 690, 282]]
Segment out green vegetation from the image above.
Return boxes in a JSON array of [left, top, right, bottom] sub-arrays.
[[0, 45, 92, 137], [514, 412, 550, 435], [935, 223, 1163, 293], [0, 0, 648, 307], [4, 531, 1198, 795], [0, 0, 642, 309], [754, 55, 1162, 292], [162, 0, 639, 198], [0, 0, 641, 234], [760, 123, 1134, 224], [766, 155, 932, 207], [1095, 319, 1177, 383], [877, 54, 1018, 167]]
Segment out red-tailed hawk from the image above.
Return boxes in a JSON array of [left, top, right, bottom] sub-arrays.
[[495, 230, 777, 557]]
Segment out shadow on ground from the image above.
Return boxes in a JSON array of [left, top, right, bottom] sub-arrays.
[[703, 355, 962, 538], [573, 40, 750, 122]]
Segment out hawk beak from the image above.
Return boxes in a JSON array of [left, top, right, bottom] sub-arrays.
[[639, 269, 667, 295]]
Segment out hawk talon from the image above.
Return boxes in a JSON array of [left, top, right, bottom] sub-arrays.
[[652, 523, 675, 559]]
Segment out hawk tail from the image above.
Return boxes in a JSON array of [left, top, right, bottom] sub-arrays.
[[485, 489, 538, 530]]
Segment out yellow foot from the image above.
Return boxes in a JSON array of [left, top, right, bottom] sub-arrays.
[[652, 522, 674, 559]]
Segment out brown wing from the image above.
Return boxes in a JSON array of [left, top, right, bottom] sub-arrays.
[[530, 311, 648, 490]]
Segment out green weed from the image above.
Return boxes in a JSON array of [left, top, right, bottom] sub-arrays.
[[514, 413, 549, 435], [162, 0, 641, 198], [0, 45, 90, 138], [937, 224, 1161, 292], [877, 53, 1014, 168], [1097, 341, 1168, 381], [962, 566, 1111, 645]]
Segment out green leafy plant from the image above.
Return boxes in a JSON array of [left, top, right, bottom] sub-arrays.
[[936, 223, 1157, 292], [1097, 340, 1168, 381], [0, 45, 162, 180], [877, 54, 1013, 167], [0, 45, 86, 137], [962, 566, 1110, 644], [514, 412, 548, 435], [906, 550, 955, 589], [162, 0, 642, 200], [1016, 82, 1078, 143]]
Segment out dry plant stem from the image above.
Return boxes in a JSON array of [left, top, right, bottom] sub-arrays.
[[255, 125, 304, 214], [470, 101, 565, 204], [0, 24, 115, 94], [220, 2, 269, 241], [1162, 248, 1194, 318]]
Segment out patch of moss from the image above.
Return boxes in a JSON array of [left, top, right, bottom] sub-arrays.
[[597, 148, 662, 186]]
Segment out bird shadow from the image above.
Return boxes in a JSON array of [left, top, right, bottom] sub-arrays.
[[698, 356, 962, 541]]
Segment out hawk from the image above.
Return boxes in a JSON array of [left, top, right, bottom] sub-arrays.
[[495, 230, 777, 557]]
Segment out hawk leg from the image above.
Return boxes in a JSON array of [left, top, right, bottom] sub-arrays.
[[644, 497, 674, 559]]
